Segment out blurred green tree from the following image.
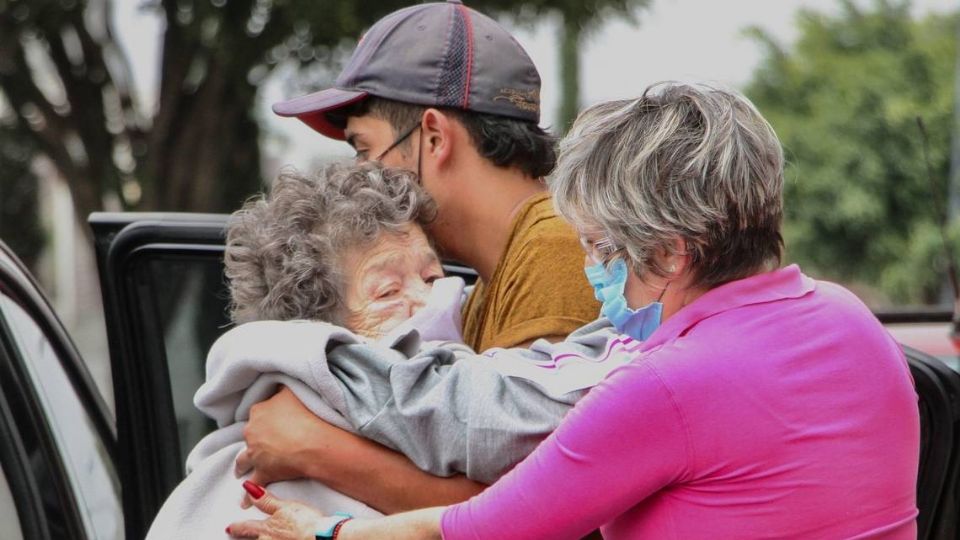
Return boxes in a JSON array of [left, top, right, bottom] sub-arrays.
[[744, 0, 958, 306]]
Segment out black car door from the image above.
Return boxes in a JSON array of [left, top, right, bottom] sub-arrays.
[[0, 241, 121, 539], [90, 212, 232, 539]]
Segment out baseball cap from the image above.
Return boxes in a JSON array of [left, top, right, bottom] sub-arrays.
[[272, 0, 542, 140]]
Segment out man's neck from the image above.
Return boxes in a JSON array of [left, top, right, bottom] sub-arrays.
[[432, 163, 545, 283]]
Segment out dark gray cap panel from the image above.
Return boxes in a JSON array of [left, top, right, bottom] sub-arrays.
[[273, 0, 542, 140]]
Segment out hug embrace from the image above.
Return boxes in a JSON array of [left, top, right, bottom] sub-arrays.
[[148, 1, 919, 539]]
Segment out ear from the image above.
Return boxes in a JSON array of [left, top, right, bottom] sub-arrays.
[[420, 108, 454, 167], [659, 237, 690, 276]]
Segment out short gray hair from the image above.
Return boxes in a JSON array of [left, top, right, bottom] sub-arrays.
[[224, 161, 437, 324], [550, 83, 784, 288]]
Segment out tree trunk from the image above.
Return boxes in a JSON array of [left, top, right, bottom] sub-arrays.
[[146, 60, 261, 213], [557, 14, 582, 134]]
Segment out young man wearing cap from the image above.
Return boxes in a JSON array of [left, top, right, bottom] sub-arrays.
[[238, 0, 600, 512]]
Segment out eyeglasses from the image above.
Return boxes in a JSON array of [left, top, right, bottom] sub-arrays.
[[374, 123, 421, 162], [579, 235, 618, 265]]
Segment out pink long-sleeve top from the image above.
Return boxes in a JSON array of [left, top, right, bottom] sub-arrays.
[[442, 265, 919, 539]]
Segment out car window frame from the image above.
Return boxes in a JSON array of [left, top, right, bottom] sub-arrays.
[[0, 246, 112, 539], [0, 243, 116, 450], [0, 357, 48, 540]]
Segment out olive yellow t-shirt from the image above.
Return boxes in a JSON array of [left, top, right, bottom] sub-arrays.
[[461, 193, 600, 351]]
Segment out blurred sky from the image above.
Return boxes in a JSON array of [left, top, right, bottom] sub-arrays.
[[113, 0, 957, 175]]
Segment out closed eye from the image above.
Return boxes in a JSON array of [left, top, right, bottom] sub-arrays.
[[375, 287, 399, 300]]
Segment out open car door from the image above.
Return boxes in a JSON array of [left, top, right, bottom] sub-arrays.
[[91, 212, 232, 539]]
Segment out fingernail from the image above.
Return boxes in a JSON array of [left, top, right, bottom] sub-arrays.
[[225, 526, 232, 535], [243, 480, 265, 499]]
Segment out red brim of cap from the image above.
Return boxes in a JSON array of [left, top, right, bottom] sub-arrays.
[[272, 88, 369, 140]]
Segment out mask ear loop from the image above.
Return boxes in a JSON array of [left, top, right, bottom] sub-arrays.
[[656, 280, 670, 302], [375, 122, 420, 162], [658, 255, 683, 302], [616, 253, 672, 303]]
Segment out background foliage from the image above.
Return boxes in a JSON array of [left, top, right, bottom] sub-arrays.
[[744, 0, 958, 305]]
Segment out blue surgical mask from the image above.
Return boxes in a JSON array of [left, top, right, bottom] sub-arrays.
[[585, 258, 664, 341]]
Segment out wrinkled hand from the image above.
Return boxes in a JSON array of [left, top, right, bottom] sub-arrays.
[[236, 387, 320, 489], [227, 481, 337, 540]]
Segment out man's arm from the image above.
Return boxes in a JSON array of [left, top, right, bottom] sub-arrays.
[[238, 387, 486, 514]]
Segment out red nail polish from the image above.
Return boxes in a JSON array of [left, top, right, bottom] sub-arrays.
[[243, 480, 265, 499], [225, 526, 232, 535]]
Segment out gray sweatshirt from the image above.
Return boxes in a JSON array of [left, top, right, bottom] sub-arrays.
[[330, 317, 619, 483]]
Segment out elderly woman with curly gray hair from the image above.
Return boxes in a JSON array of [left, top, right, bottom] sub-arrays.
[[225, 163, 443, 337], [228, 82, 920, 539]]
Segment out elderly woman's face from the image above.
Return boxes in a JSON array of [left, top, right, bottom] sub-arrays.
[[342, 223, 443, 338]]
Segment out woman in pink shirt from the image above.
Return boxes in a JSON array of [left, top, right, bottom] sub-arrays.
[[228, 83, 919, 539]]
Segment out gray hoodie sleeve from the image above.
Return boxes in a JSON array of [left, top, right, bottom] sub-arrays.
[[325, 319, 614, 484]]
